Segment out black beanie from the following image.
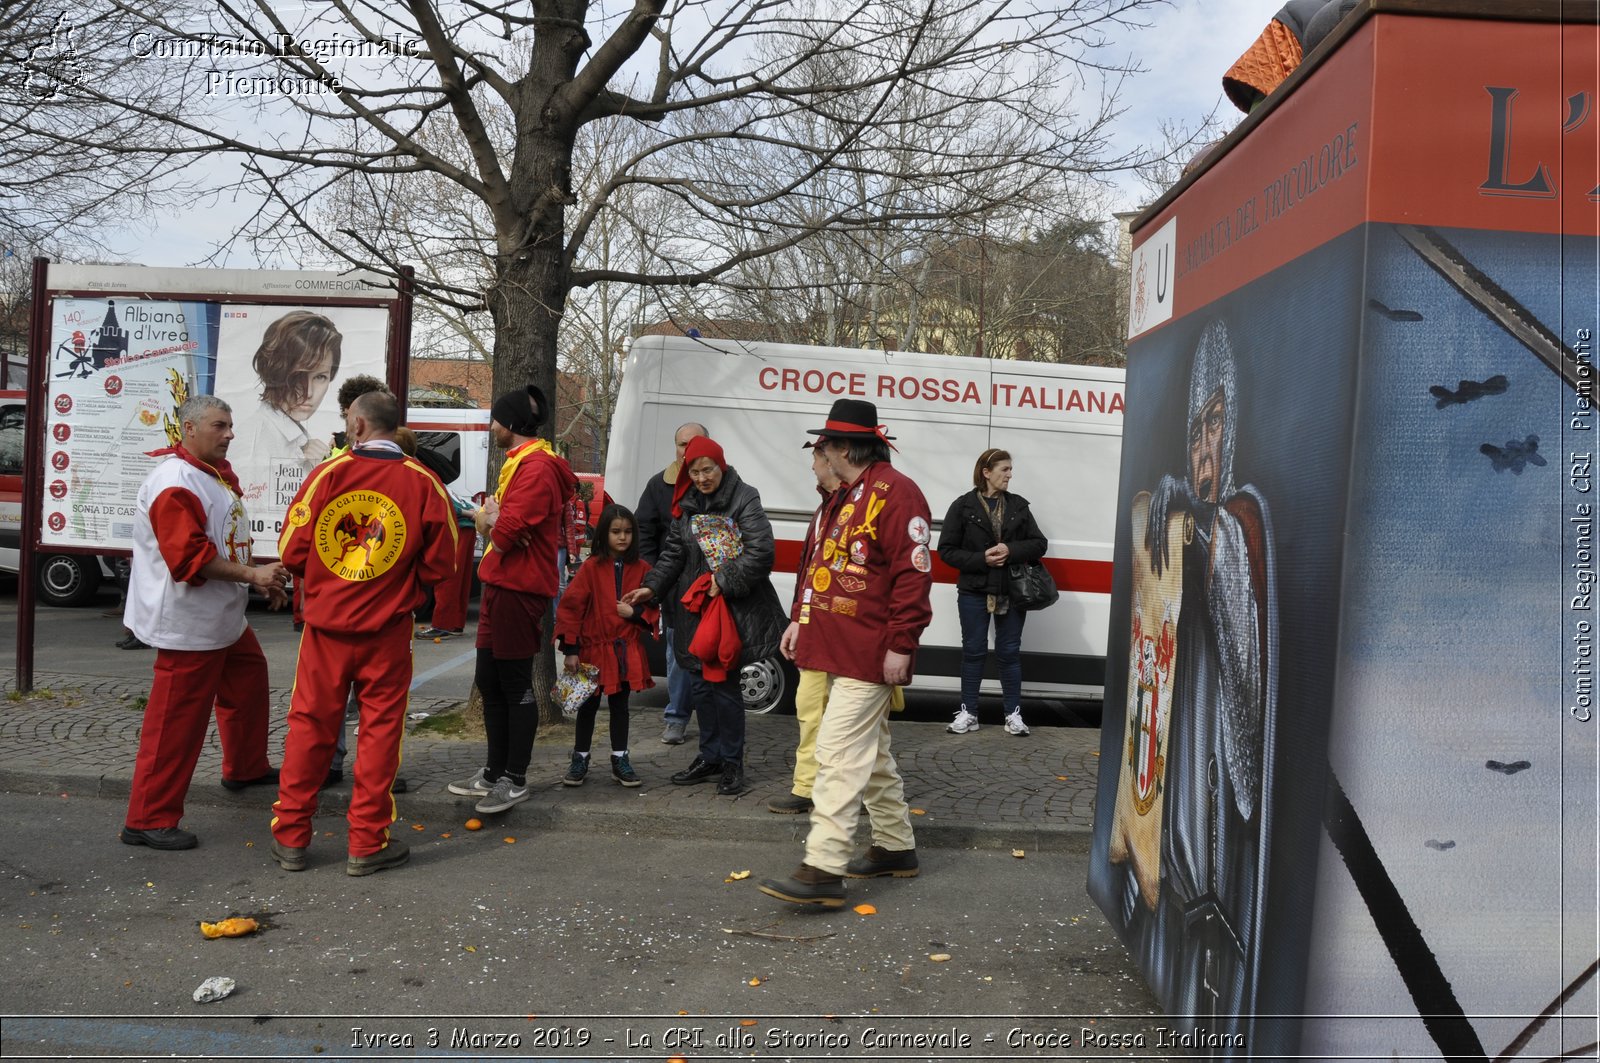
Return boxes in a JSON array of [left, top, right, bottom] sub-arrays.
[[490, 385, 547, 437]]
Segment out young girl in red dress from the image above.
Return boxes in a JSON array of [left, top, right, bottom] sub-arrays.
[[553, 504, 658, 786]]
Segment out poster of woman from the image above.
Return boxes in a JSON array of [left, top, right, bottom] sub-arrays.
[[213, 304, 389, 537]]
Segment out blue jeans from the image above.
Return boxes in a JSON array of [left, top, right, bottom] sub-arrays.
[[663, 625, 694, 723], [690, 672, 745, 764], [957, 590, 1026, 713]]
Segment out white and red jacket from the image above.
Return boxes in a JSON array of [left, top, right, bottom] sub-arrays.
[[125, 448, 254, 651]]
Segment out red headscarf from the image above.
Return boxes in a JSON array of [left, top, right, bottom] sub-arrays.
[[671, 436, 727, 517]]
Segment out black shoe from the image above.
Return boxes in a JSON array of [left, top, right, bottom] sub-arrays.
[[221, 769, 279, 792], [119, 826, 197, 850], [116, 634, 149, 650], [767, 792, 813, 814], [757, 864, 846, 907], [270, 840, 307, 872], [346, 840, 409, 877], [321, 769, 344, 790], [845, 845, 920, 879], [671, 756, 723, 785], [715, 761, 745, 795], [391, 777, 409, 794]]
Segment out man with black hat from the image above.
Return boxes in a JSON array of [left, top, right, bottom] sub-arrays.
[[758, 399, 934, 907], [446, 385, 578, 816]]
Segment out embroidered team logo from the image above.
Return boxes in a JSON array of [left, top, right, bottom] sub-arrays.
[[286, 501, 312, 529], [811, 567, 832, 592], [907, 515, 930, 545], [223, 500, 251, 564], [910, 545, 931, 573], [314, 489, 407, 581]]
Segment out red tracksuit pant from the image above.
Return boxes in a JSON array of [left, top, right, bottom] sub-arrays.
[[272, 616, 413, 857], [430, 531, 476, 631], [124, 627, 272, 830]]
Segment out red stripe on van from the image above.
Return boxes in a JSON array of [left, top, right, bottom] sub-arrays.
[[771, 539, 1111, 594]]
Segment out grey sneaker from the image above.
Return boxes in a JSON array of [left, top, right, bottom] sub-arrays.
[[661, 718, 688, 745], [475, 776, 530, 814], [447, 767, 492, 797]]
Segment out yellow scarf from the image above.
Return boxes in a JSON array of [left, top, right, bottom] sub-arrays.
[[482, 438, 557, 557]]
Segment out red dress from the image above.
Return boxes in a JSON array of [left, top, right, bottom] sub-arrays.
[[554, 555, 659, 694]]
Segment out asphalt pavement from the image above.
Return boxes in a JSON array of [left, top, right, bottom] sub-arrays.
[[0, 588, 1169, 1061]]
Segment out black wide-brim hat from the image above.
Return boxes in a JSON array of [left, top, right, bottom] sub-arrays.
[[805, 398, 895, 441]]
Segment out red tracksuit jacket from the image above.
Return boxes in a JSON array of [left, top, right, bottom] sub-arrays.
[[278, 448, 459, 632]]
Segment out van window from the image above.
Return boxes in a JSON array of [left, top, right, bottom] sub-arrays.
[[0, 404, 23, 477], [412, 430, 462, 485]]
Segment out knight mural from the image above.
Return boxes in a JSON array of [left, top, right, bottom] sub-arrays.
[[1106, 319, 1277, 1046]]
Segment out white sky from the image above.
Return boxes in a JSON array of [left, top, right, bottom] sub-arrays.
[[125, 0, 1282, 268]]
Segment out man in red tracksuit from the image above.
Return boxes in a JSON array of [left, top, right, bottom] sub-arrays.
[[269, 391, 458, 876], [445, 384, 576, 817]]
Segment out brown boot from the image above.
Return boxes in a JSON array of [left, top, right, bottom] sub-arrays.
[[845, 845, 919, 879], [757, 863, 846, 907]]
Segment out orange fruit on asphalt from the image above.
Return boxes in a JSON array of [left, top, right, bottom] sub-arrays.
[[464, 818, 483, 830]]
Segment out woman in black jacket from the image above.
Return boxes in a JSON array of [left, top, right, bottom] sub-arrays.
[[935, 447, 1048, 737], [624, 436, 786, 795]]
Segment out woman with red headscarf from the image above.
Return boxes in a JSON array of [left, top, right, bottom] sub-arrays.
[[622, 436, 786, 795]]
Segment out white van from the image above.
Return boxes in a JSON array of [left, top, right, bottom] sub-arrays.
[[605, 335, 1124, 713]]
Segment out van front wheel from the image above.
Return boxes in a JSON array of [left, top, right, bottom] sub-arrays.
[[741, 655, 798, 715], [37, 554, 102, 607]]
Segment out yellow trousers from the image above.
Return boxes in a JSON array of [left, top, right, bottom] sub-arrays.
[[789, 668, 831, 798]]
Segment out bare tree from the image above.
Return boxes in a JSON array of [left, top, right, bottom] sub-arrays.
[[14, 0, 1162, 403], [0, 0, 204, 257]]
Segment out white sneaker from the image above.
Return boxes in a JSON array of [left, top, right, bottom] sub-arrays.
[[947, 707, 979, 734], [475, 777, 530, 814], [1004, 710, 1030, 736]]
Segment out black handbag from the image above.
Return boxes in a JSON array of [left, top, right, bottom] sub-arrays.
[[1007, 559, 1059, 611]]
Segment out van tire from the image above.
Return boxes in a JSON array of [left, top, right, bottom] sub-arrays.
[[36, 554, 102, 607], [741, 655, 798, 715]]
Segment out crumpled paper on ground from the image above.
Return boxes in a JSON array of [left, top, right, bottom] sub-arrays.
[[193, 976, 236, 1004]]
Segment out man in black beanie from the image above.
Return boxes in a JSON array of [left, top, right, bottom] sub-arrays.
[[446, 385, 577, 815]]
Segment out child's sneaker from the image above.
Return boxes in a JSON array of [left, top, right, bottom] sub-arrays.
[[947, 707, 979, 734], [611, 753, 641, 788], [562, 753, 589, 787], [1004, 710, 1030, 736]]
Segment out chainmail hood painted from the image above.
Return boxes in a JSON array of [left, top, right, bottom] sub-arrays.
[[1187, 319, 1238, 504]]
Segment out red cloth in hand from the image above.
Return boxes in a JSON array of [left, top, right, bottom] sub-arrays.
[[682, 572, 741, 682]]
